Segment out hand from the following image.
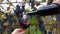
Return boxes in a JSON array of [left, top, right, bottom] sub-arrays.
[[52, 0, 60, 5], [11, 28, 25, 34]]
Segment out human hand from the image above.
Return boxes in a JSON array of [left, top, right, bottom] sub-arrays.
[[11, 28, 25, 34], [52, 0, 60, 5]]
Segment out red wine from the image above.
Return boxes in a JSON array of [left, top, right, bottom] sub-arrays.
[[20, 18, 30, 29]]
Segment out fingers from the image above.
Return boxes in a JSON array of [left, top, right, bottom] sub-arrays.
[[11, 28, 25, 34], [52, 0, 60, 5], [18, 31, 25, 34]]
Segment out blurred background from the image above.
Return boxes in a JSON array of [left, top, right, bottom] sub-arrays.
[[0, 0, 60, 34]]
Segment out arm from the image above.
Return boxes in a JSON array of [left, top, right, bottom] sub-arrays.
[[37, 4, 60, 16], [27, 4, 60, 16]]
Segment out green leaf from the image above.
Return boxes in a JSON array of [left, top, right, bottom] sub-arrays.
[[9, 2, 13, 6], [42, 0, 46, 2]]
